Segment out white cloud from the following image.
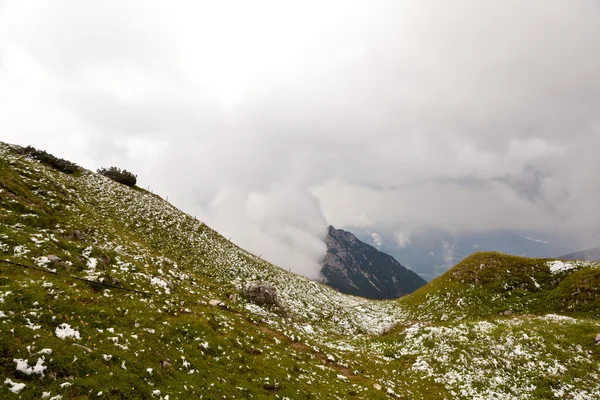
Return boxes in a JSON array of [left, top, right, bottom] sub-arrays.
[[1, 0, 599, 276]]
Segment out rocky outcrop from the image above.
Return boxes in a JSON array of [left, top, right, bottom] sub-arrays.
[[322, 226, 426, 299], [243, 282, 287, 317], [243, 282, 278, 306]]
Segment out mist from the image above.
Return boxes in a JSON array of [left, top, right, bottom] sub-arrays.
[[1, 0, 600, 278]]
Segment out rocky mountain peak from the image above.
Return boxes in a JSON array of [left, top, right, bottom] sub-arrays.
[[322, 226, 426, 299]]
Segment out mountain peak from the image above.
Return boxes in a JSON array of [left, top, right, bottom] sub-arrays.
[[322, 225, 426, 299]]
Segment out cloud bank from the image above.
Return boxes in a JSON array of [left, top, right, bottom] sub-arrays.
[[1, 0, 600, 277]]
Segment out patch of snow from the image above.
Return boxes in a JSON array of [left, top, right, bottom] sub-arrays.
[[25, 318, 41, 330], [55, 323, 80, 340], [87, 258, 98, 269], [543, 314, 577, 324], [34, 256, 51, 267], [13, 245, 30, 257], [0, 291, 12, 303], [4, 378, 26, 393], [547, 260, 597, 275], [14, 357, 47, 377], [302, 324, 315, 335]]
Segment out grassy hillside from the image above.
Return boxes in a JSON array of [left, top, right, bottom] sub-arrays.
[[398, 252, 600, 322], [1, 142, 599, 399]]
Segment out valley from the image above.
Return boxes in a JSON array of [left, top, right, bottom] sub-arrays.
[[1, 142, 599, 399]]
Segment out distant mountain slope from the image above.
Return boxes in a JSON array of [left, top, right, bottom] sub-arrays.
[[322, 226, 426, 299], [559, 247, 600, 261], [354, 228, 576, 281]]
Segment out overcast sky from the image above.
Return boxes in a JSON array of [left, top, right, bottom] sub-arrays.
[[1, 1, 600, 278]]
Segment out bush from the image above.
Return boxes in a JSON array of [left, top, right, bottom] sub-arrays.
[[17, 145, 81, 174], [97, 166, 137, 187]]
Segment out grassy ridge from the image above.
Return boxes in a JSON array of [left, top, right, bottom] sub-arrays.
[[398, 252, 600, 322]]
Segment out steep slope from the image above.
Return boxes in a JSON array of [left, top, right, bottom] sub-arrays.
[[322, 226, 426, 299], [559, 246, 600, 261], [0, 143, 400, 399], [1, 141, 600, 399]]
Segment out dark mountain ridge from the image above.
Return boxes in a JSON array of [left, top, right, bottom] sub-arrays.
[[559, 247, 600, 261], [353, 228, 577, 281], [322, 226, 426, 299]]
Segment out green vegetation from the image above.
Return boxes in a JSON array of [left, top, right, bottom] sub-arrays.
[[398, 252, 600, 322], [1, 141, 599, 399], [97, 167, 137, 187], [16, 145, 80, 174]]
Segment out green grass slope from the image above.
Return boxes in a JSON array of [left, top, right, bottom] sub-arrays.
[[1, 141, 599, 399], [398, 252, 600, 322]]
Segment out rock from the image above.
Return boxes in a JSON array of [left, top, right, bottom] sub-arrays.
[[272, 305, 289, 318], [228, 294, 238, 301], [47, 255, 69, 271], [72, 229, 85, 241], [160, 359, 171, 369], [109, 277, 123, 287], [48, 255, 62, 263], [208, 299, 223, 307], [243, 282, 278, 306], [163, 277, 175, 290], [97, 255, 111, 271], [595, 333, 600, 344], [499, 310, 512, 316], [373, 383, 382, 391]]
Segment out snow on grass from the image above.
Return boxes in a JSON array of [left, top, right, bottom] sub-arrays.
[[378, 316, 600, 399], [542, 314, 577, 323], [547, 260, 598, 275], [13, 245, 29, 257], [0, 291, 12, 303], [4, 378, 26, 393], [34, 256, 51, 268], [55, 323, 80, 340], [3, 142, 600, 399], [14, 357, 47, 377]]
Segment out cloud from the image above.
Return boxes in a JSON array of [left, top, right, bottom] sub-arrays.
[[1, 0, 600, 276]]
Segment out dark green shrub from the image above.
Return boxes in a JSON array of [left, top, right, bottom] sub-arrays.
[[17, 145, 81, 174], [97, 166, 137, 187]]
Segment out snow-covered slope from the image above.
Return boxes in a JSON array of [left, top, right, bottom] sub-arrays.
[[1, 142, 600, 399]]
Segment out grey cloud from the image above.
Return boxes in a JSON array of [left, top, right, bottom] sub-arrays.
[[1, 0, 600, 277]]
